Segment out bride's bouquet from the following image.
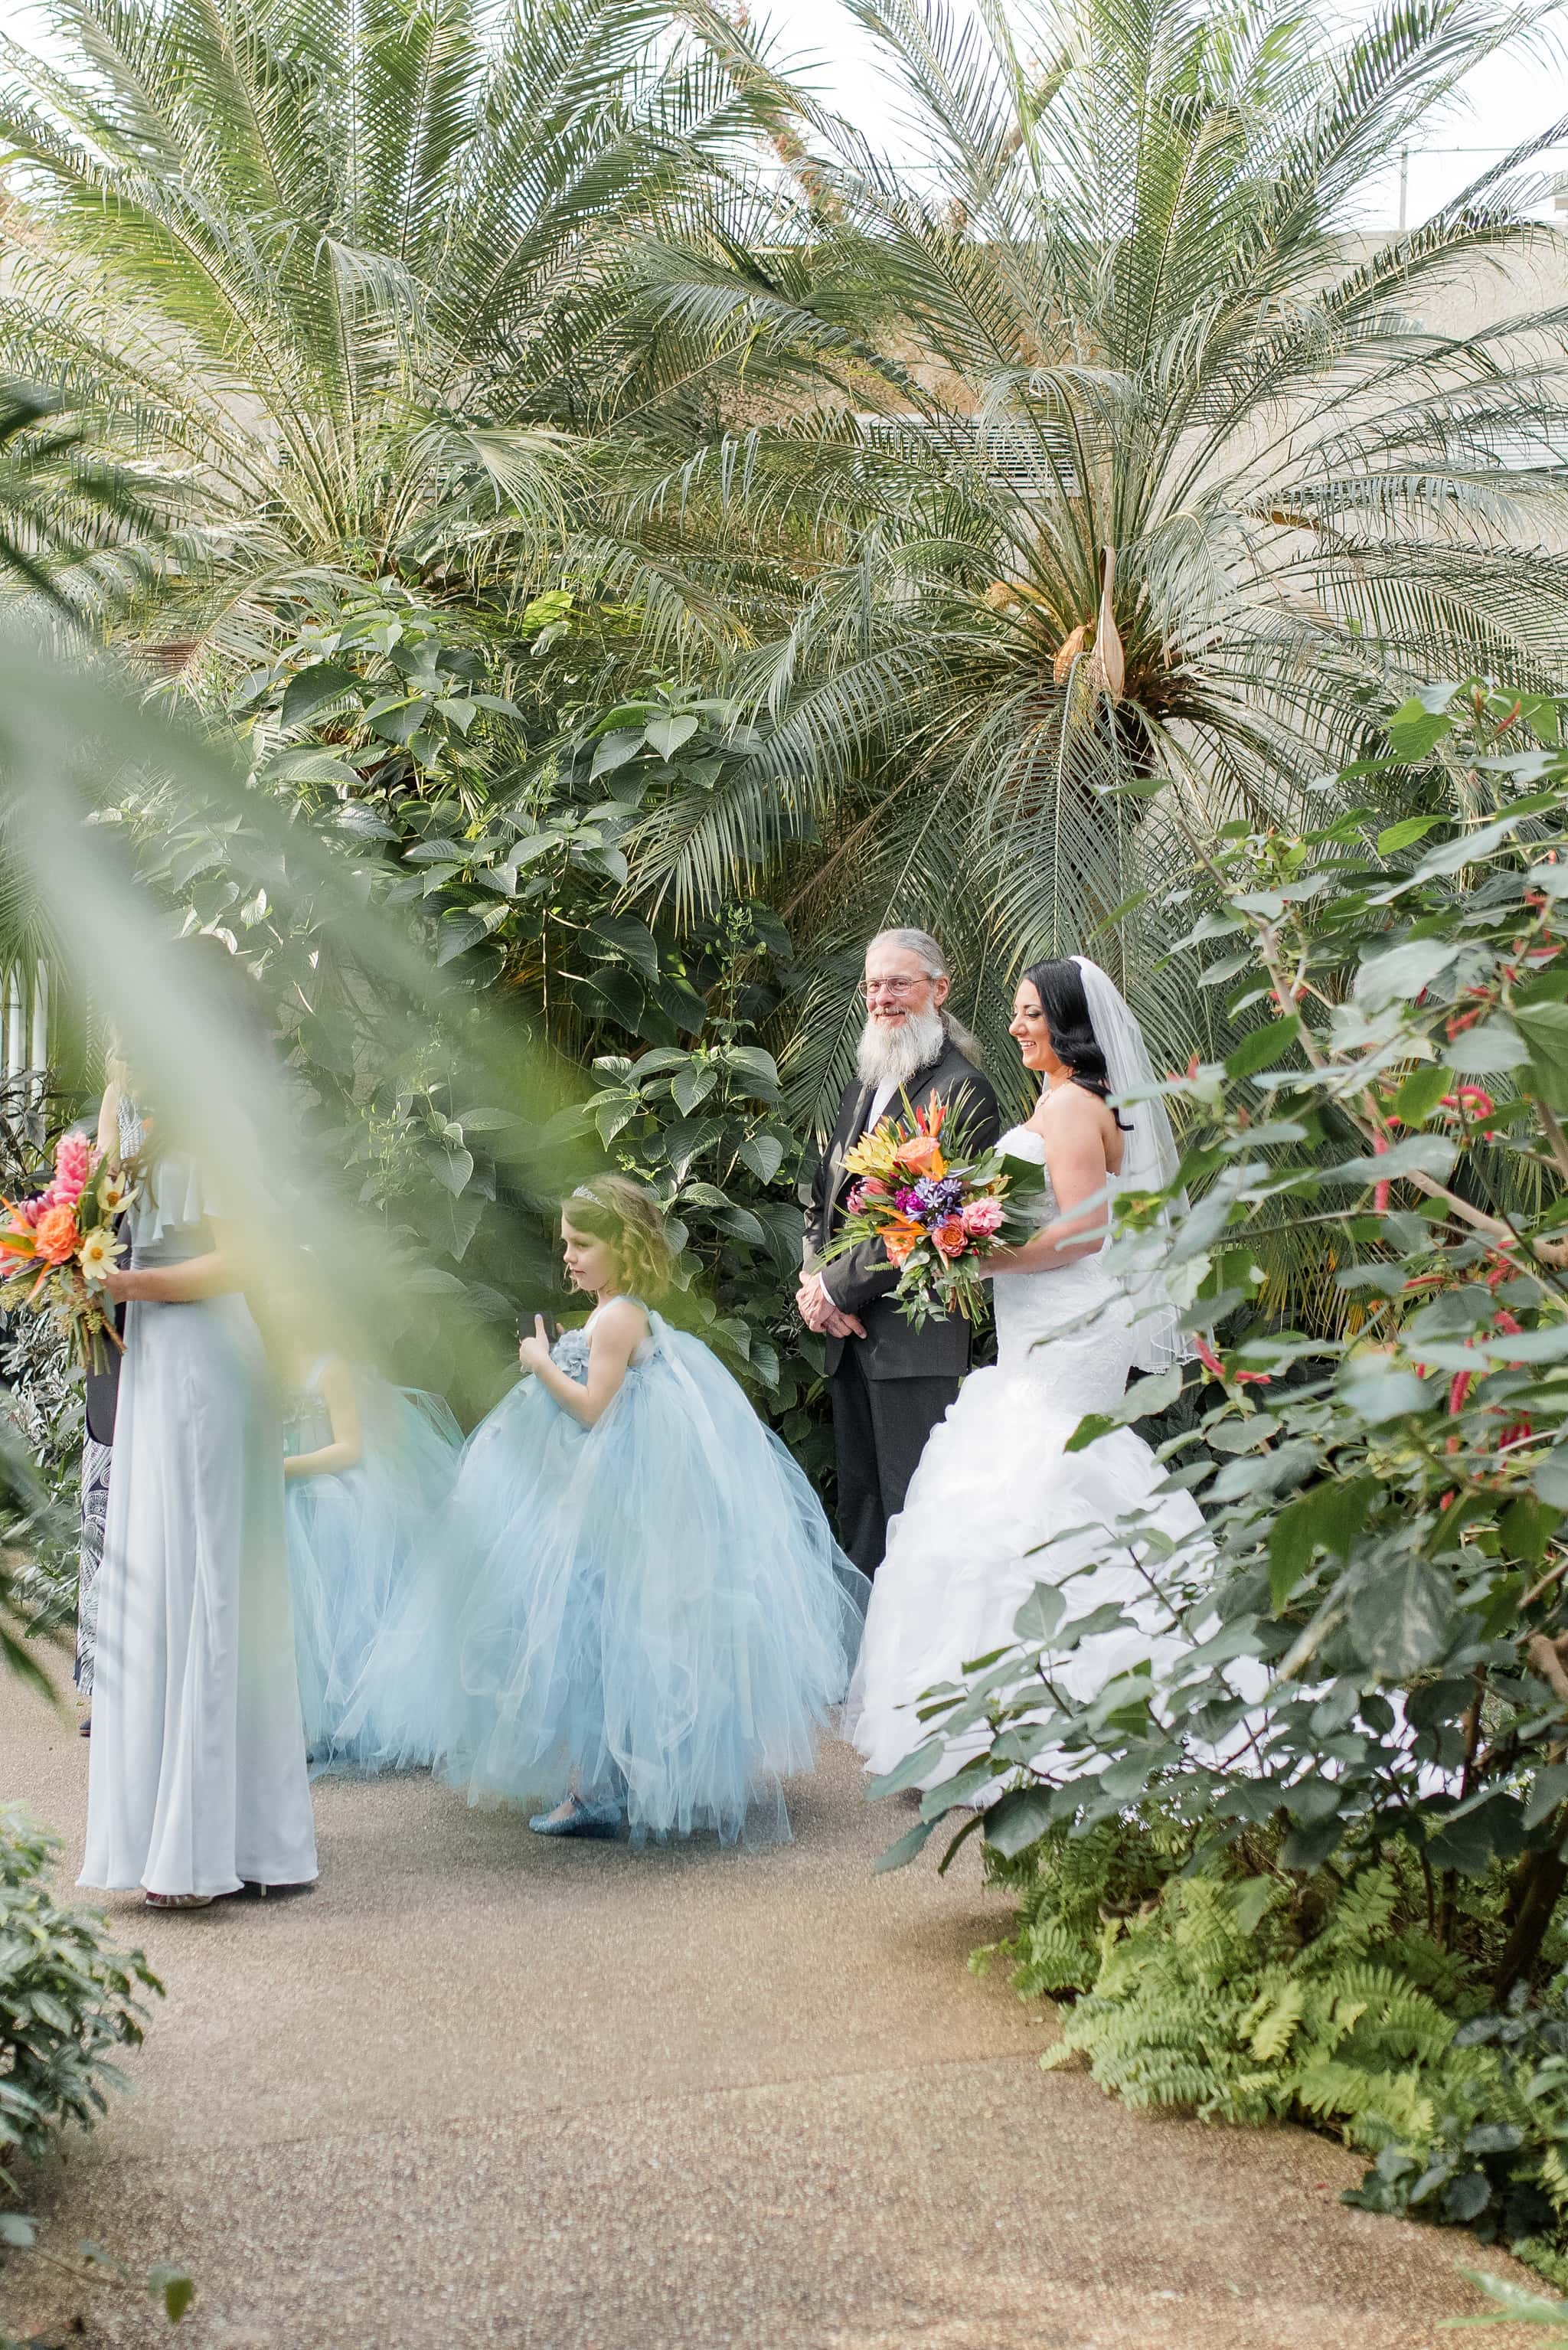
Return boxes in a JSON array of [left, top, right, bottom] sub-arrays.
[[825, 1095, 1045, 1329], [0, 1133, 136, 1370]]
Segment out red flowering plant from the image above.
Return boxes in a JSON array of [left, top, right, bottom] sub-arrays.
[[0, 1133, 136, 1371], [823, 1094, 1045, 1329], [886, 682, 1568, 2015]]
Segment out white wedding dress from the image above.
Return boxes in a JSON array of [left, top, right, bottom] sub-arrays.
[[845, 1124, 1209, 1784]]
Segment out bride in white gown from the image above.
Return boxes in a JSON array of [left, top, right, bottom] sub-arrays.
[[845, 954, 1206, 1785]]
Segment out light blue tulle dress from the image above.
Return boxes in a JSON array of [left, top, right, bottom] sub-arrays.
[[377, 1302, 869, 1845], [283, 1360, 462, 1772]]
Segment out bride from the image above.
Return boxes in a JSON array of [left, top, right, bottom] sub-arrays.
[[845, 954, 1206, 1786]]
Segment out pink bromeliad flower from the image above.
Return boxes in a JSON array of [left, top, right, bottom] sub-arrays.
[[51, 1133, 92, 1204]]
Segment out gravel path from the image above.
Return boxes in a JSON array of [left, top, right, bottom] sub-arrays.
[[1, 1688, 1538, 2349]]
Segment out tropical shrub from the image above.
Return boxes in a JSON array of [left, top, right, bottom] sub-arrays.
[[0, 1809, 160, 2195], [880, 677, 1568, 2256]]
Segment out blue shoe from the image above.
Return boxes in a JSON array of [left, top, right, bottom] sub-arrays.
[[528, 1797, 623, 1838]]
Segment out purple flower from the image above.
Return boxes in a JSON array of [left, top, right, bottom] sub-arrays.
[[894, 1187, 923, 1217], [910, 1175, 966, 1222]]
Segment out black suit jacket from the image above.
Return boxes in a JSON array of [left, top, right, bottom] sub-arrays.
[[803, 1042, 1001, 1381]]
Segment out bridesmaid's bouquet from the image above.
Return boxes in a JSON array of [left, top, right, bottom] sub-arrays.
[[0, 1133, 136, 1369], [826, 1095, 1045, 1329]]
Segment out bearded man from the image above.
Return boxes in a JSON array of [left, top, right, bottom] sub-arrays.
[[798, 928, 999, 1575]]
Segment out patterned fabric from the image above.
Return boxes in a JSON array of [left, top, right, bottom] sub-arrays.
[[551, 1328, 592, 1387], [77, 1436, 112, 1694]]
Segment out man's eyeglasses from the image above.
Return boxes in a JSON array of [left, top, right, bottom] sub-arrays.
[[858, 977, 926, 1002]]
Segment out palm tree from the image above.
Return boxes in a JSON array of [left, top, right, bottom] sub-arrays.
[[0, 0, 788, 674], [619, 0, 1568, 1113]]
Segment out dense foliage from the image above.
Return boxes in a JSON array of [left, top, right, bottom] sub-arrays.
[[0, 1808, 160, 2193], [888, 679, 1568, 2261]]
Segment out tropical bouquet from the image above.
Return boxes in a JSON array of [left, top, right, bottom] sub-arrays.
[[825, 1094, 1046, 1329], [0, 1133, 136, 1369]]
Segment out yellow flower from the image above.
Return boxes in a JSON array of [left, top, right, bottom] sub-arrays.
[[98, 1170, 136, 1215], [77, 1227, 118, 1286]]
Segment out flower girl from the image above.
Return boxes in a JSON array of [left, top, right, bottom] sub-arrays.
[[282, 1348, 462, 1770], [437, 1178, 868, 1844]]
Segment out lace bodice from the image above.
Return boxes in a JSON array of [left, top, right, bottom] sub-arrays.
[[991, 1123, 1132, 1403], [551, 1328, 593, 1387], [551, 1301, 658, 1389]]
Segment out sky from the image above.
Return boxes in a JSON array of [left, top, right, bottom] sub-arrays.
[[751, 0, 1568, 229]]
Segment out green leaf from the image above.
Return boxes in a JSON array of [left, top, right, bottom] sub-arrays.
[[1534, 1450, 1568, 1508], [1524, 1763, 1568, 1831], [1012, 1580, 1067, 1644], [1377, 814, 1447, 853], [1333, 1135, 1456, 1185], [1224, 1017, 1300, 1080], [982, 1785, 1059, 1858], [590, 729, 643, 776], [280, 662, 361, 727], [645, 713, 699, 758], [1385, 700, 1452, 760], [874, 1820, 934, 1873], [867, 1739, 946, 1799], [736, 1133, 785, 1185], [1065, 1366, 1184, 1450], [1348, 1556, 1449, 1676], [723, 1044, 780, 1097], [587, 913, 658, 982], [1392, 1064, 1455, 1126], [1516, 1002, 1568, 1112], [671, 1063, 719, 1116], [1268, 1477, 1377, 1605], [150, 2267, 196, 2323]]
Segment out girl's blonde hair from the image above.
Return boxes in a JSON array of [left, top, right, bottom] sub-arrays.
[[562, 1175, 677, 1300]]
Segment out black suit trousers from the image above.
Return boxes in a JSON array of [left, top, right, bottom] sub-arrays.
[[831, 1349, 958, 1577]]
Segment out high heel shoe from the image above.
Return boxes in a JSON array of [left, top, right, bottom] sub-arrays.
[[528, 1796, 624, 1838]]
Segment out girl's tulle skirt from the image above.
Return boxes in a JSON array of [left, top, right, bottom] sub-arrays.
[[286, 1381, 461, 1771], [363, 1322, 869, 1844]]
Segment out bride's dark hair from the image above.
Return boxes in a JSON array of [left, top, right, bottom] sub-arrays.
[[1022, 959, 1132, 1131]]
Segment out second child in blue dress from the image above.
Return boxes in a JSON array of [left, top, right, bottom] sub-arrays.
[[283, 1352, 462, 1771], [449, 1177, 870, 1845]]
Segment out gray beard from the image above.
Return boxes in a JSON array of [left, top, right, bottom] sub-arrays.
[[855, 1006, 947, 1093]]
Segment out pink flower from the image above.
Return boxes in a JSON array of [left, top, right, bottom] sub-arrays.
[[961, 1197, 1004, 1237], [51, 1133, 91, 1204]]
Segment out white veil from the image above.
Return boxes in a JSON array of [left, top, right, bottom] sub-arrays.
[[1072, 956, 1192, 1374]]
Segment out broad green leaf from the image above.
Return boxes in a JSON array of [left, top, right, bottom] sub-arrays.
[[736, 1133, 785, 1185], [1224, 1016, 1300, 1079], [645, 713, 699, 758], [1377, 814, 1447, 853], [672, 1063, 719, 1116], [280, 661, 361, 727], [1391, 1064, 1454, 1126], [982, 1785, 1058, 1858], [1348, 1556, 1450, 1676], [1385, 700, 1452, 760]]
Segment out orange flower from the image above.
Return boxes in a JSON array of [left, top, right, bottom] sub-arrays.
[[34, 1203, 79, 1266], [883, 1221, 923, 1267], [933, 1217, 967, 1258], [893, 1133, 942, 1175]]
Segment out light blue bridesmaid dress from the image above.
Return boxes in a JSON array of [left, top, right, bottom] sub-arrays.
[[283, 1361, 461, 1772], [400, 1302, 869, 1845]]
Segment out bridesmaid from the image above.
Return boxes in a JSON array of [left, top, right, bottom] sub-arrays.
[[74, 1048, 142, 1731], [79, 969, 316, 1910]]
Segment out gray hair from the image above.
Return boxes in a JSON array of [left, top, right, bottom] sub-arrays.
[[864, 928, 981, 1060]]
